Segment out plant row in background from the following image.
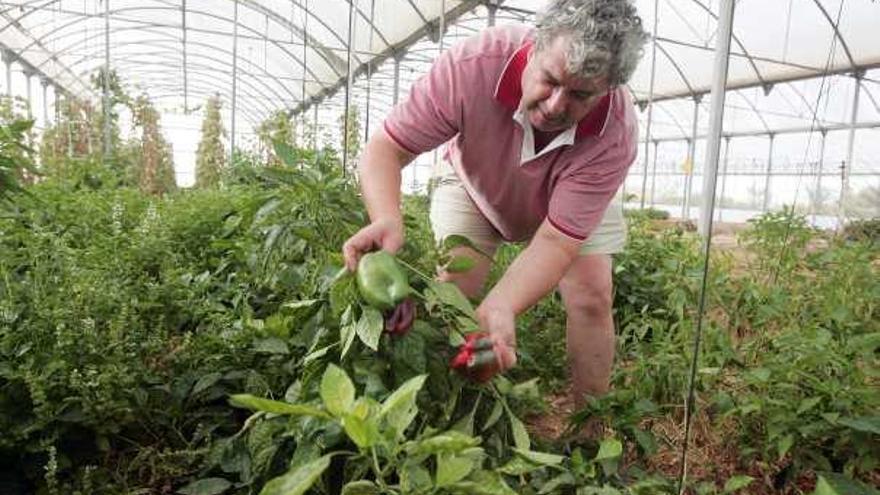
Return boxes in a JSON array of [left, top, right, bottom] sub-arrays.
[[1, 110, 878, 493]]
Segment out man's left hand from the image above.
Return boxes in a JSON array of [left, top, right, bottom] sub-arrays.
[[475, 304, 517, 373]]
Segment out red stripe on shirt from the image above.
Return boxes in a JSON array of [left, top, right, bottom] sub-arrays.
[[547, 216, 587, 241], [383, 122, 419, 155]]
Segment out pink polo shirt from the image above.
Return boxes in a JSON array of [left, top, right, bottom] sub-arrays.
[[383, 25, 638, 242]]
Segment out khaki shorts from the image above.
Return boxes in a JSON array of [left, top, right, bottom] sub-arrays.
[[429, 170, 627, 257]]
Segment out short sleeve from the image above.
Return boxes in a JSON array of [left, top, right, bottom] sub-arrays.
[[547, 142, 636, 241], [383, 46, 464, 155]]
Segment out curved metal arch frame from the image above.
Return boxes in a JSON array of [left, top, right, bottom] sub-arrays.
[[4, 2, 332, 89], [683, 0, 769, 91], [809, 0, 856, 70], [83, 60, 277, 119], [146, 79, 264, 129], [47, 33, 299, 106]]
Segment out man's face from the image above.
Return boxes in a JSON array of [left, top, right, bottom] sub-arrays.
[[521, 36, 610, 133]]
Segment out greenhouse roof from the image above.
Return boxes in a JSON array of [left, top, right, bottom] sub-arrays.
[[1, 1, 877, 119]]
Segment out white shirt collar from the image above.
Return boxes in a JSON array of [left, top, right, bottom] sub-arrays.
[[512, 108, 576, 165]]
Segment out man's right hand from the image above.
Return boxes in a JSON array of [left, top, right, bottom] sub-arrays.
[[342, 217, 405, 272]]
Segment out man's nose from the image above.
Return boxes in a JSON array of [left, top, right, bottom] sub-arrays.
[[545, 88, 567, 115]]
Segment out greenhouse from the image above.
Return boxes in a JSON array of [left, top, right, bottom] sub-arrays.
[[0, 0, 877, 493]]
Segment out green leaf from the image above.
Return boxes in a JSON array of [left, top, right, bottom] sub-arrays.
[[428, 281, 476, 319], [451, 471, 518, 495], [813, 473, 880, 495], [339, 306, 358, 359], [380, 374, 427, 437], [797, 397, 823, 414], [777, 434, 794, 460], [400, 463, 433, 493], [260, 454, 333, 495], [837, 416, 880, 435], [273, 140, 298, 167], [513, 448, 565, 466], [498, 456, 541, 476], [507, 409, 530, 450], [192, 372, 223, 395], [341, 413, 378, 448], [436, 452, 476, 487], [409, 431, 480, 455], [253, 337, 290, 355], [723, 475, 754, 493], [594, 438, 623, 476], [482, 401, 503, 432], [321, 364, 355, 417], [442, 234, 480, 253], [283, 299, 320, 310], [356, 306, 383, 351], [341, 481, 380, 495], [228, 395, 328, 418], [539, 473, 576, 494], [445, 255, 476, 273], [178, 477, 232, 495]]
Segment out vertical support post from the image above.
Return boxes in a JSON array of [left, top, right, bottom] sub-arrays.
[[649, 140, 659, 206], [392, 55, 401, 105], [2, 50, 11, 97], [681, 0, 736, 491], [41, 78, 49, 126], [838, 70, 863, 223], [640, 0, 659, 208], [230, 0, 239, 166], [313, 103, 318, 151], [813, 130, 827, 223], [103, 0, 111, 158], [682, 96, 701, 221], [343, 0, 356, 175], [301, 0, 308, 148], [487, 0, 497, 27], [364, 0, 375, 143], [762, 133, 775, 211], [24, 71, 33, 118], [182, 0, 188, 113], [717, 136, 731, 222]]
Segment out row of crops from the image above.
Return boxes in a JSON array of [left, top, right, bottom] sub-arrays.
[[1, 114, 878, 494]]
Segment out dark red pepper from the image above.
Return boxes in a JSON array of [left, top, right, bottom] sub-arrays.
[[450, 332, 499, 383], [383, 298, 416, 336]]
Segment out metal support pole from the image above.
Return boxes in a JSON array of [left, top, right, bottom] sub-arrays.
[[813, 130, 827, 223], [182, 0, 188, 112], [717, 136, 731, 222], [838, 70, 863, 221], [41, 78, 49, 126], [762, 134, 775, 211], [301, 0, 308, 148], [649, 140, 659, 206], [487, 1, 497, 27], [2, 51, 11, 97], [342, 0, 356, 175], [313, 103, 318, 151], [103, 0, 111, 158], [364, 0, 375, 143], [640, 0, 659, 208], [682, 96, 701, 220], [24, 71, 33, 118], [393, 56, 401, 105], [230, 0, 239, 166], [681, 1, 735, 491]]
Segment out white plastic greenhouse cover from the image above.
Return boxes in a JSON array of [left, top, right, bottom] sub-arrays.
[[0, 1, 877, 119]]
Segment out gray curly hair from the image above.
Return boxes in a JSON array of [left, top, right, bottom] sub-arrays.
[[535, 0, 648, 87]]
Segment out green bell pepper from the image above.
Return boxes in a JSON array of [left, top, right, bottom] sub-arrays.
[[356, 251, 411, 310]]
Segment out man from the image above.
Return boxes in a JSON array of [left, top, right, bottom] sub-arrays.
[[343, 0, 647, 411]]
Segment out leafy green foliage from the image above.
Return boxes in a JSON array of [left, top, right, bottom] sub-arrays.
[[196, 94, 227, 188]]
